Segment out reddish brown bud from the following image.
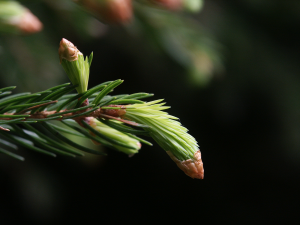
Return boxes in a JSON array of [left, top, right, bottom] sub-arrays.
[[167, 150, 204, 179], [17, 10, 43, 34], [0, 126, 10, 131], [101, 105, 126, 117], [150, 0, 183, 11], [58, 38, 82, 63], [75, 0, 132, 24]]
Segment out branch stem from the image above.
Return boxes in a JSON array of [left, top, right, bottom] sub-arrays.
[[0, 104, 131, 126]]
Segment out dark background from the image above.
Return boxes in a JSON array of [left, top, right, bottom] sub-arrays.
[[1, 0, 300, 224]]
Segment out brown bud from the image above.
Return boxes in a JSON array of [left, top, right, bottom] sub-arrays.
[[58, 38, 82, 63], [101, 105, 126, 118], [150, 0, 183, 11], [76, 0, 132, 24], [0, 126, 10, 131], [17, 9, 43, 34], [167, 150, 204, 179]]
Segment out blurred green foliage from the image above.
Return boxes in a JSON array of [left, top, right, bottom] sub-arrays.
[[0, 0, 221, 91]]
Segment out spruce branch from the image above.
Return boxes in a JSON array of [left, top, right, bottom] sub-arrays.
[[0, 38, 204, 179]]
